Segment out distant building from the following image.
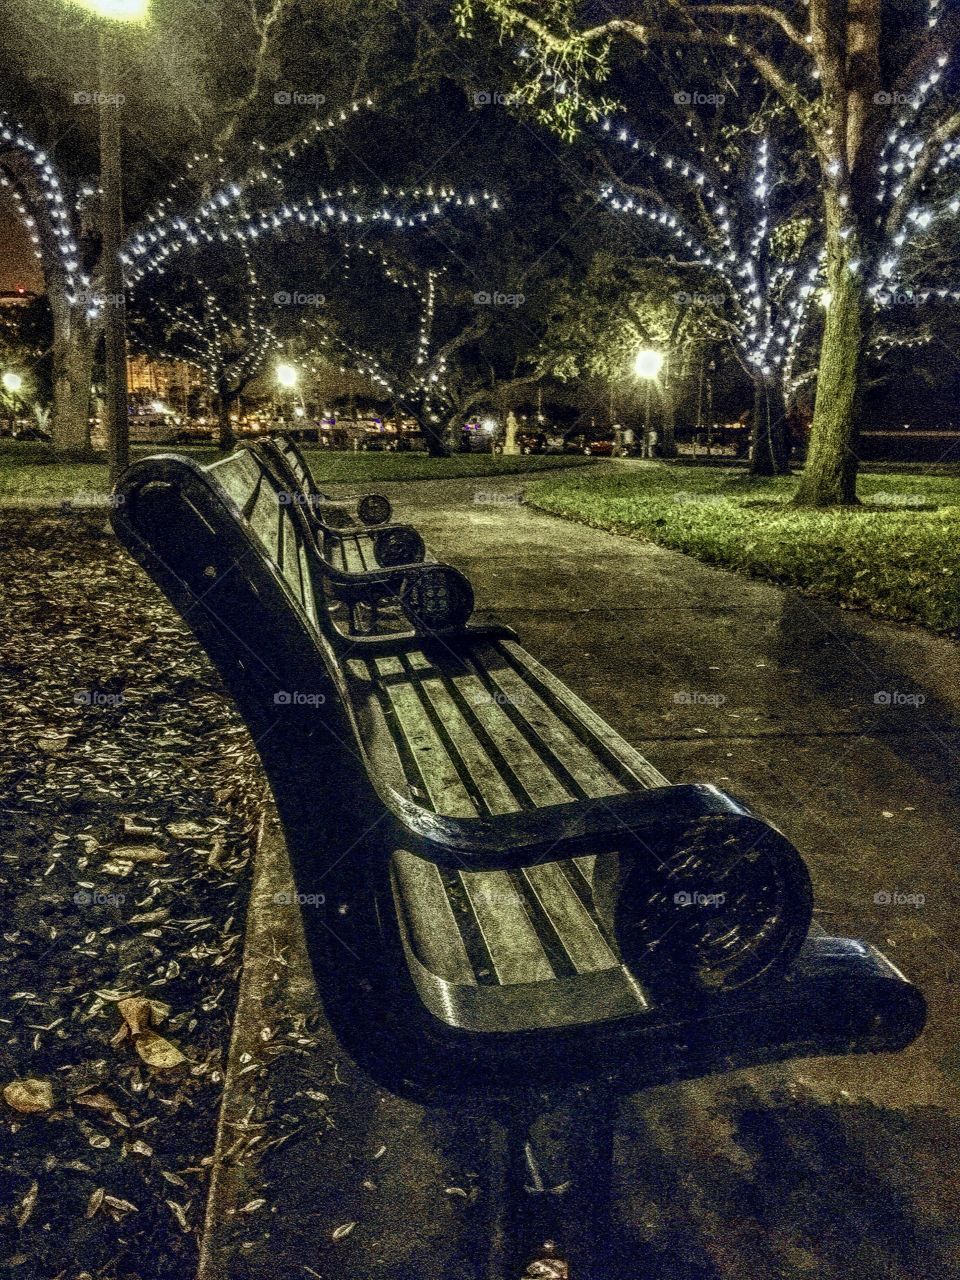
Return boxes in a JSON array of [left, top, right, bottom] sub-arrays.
[[127, 354, 199, 407], [0, 288, 38, 309]]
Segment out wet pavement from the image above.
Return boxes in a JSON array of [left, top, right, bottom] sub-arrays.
[[205, 466, 960, 1280]]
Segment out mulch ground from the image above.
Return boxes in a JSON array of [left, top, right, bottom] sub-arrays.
[[0, 512, 264, 1279]]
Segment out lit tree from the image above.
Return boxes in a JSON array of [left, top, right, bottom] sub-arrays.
[[454, 0, 960, 504], [597, 119, 826, 471]]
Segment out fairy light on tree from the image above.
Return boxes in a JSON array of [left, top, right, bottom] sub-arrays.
[[456, 0, 960, 506]]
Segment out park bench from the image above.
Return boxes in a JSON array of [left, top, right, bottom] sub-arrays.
[[112, 448, 927, 1280], [268, 429, 394, 527], [213, 445, 461, 636], [254, 435, 432, 589]]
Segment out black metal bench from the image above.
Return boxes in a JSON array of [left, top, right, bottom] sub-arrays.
[[268, 430, 393, 527], [112, 451, 926, 1279], [255, 434, 430, 575], [205, 447, 465, 637]]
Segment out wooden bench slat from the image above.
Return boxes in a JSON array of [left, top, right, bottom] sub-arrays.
[[448, 671, 573, 808], [380, 678, 478, 816], [418, 675, 522, 816], [477, 657, 625, 800], [341, 538, 366, 575], [298, 542, 318, 626], [281, 511, 304, 604], [209, 453, 263, 513], [248, 478, 281, 560], [459, 870, 555, 985], [392, 851, 478, 986], [522, 862, 619, 974], [501, 640, 671, 790]]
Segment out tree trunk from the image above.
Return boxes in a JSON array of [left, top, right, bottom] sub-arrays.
[[217, 389, 236, 452], [750, 376, 790, 476], [794, 236, 867, 506], [658, 377, 678, 458], [420, 406, 452, 457], [51, 307, 95, 456]]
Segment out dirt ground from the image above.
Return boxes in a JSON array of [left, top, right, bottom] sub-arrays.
[[0, 512, 262, 1279]]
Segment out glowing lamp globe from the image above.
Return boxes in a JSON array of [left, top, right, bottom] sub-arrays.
[[633, 349, 664, 380], [74, 0, 150, 21], [276, 363, 299, 389], [2, 372, 24, 395]]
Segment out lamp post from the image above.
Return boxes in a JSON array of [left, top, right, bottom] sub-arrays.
[[275, 362, 300, 426], [633, 348, 664, 457], [74, 0, 150, 483]]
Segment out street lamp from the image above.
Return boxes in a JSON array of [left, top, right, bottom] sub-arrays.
[[75, 0, 148, 16], [71, 0, 149, 483], [633, 348, 664, 456], [276, 363, 299, 389], [633, 348, 664, 380]]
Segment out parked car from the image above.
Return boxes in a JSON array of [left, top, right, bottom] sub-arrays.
[[582, 436, 615, 457], [517, 431, 546, 454]]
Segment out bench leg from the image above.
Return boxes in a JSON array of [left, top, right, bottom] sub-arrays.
[[484, 1092, 617, 1280]]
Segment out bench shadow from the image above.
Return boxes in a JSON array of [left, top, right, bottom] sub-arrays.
[[612, 1084, 960, 1280], [772, 592, 960, 796]]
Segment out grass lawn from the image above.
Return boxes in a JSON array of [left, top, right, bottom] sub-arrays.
[[528, 463, 960, 635], [0, 440, 588, 506]]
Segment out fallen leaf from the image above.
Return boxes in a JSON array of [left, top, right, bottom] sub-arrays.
[[332, 1221, 357, 1242], [3, 1079, 54, 1113], [166, 1200, 190, 1232], [104, 845, 167, 863], [135, 1030, 187, 1069], [15, 1182, 39, 1228]]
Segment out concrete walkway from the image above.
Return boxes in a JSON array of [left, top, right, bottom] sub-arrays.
[[204, 466, 960, 1280]]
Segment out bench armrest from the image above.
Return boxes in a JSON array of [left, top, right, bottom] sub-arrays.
[[381, 781, 770, 871]]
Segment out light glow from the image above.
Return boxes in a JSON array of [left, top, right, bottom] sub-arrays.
[[276, 362, 299, 389], [73, 0, 150, 21], [2, 372, 24, 394], [633, 349, 664, 380]]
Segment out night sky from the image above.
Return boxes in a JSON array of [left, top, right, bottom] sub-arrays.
[[0, 196, 43, 294]]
